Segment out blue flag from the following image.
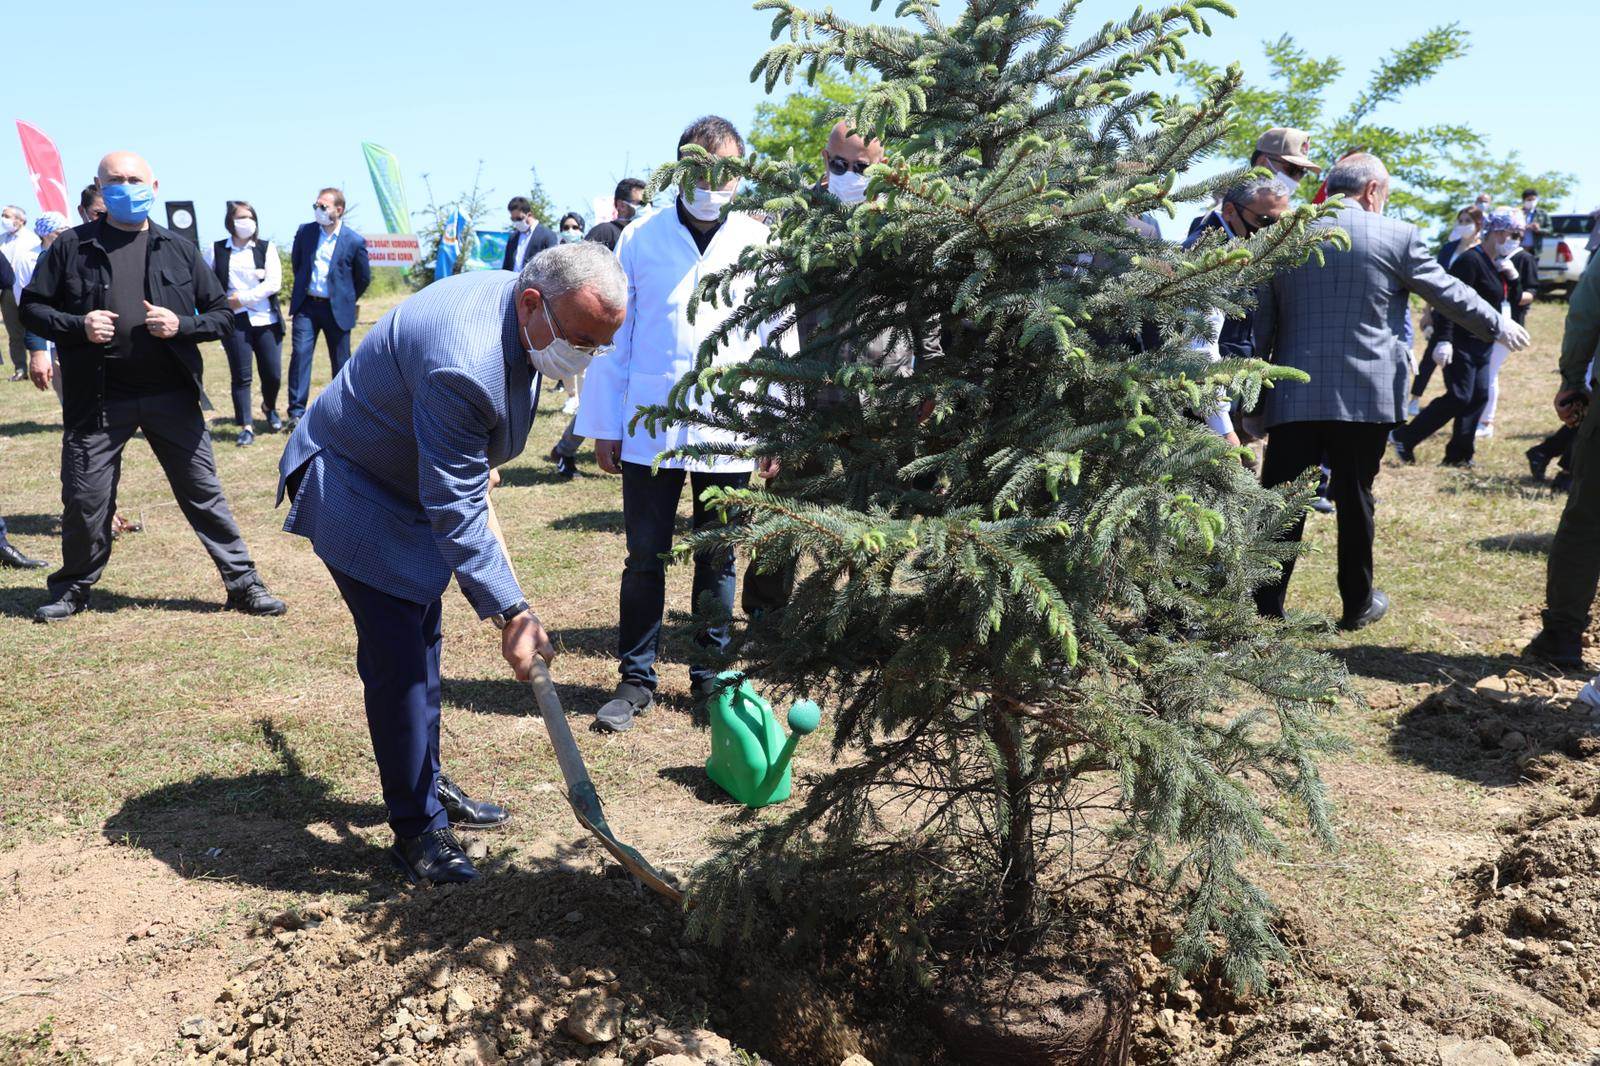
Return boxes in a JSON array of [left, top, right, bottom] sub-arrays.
[[435, 209, 468, 282]]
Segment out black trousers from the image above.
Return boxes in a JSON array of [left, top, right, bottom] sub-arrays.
[[1394, 351, 1490, 464], [221, 313, 283, 426], [1254, 420, 1392, 620], [1, 288, 26, 372], [1530, 424, 1577, 474], [50, 388, 260, 599]]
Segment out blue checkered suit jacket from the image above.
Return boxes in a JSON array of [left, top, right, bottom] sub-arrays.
[[276, 271, 539, 617], [1255, 205, 1501, 428]]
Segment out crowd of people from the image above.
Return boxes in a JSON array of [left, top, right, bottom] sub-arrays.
[[1, 115, 1596, 886]]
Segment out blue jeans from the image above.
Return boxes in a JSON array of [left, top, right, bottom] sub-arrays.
[[327, 564, 447, 840], [286, 300, 351, 418], [618, 462, 749, 693], [221, 314, 283, 426]]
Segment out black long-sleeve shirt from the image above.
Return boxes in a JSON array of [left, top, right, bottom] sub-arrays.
[[21, 218, 234, 430], [1431, 245, 1510, 360]]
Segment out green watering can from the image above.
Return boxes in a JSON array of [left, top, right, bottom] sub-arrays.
[[704, 671, 821, 809]]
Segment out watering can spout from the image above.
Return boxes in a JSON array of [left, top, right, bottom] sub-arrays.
[[757, 700, 822, 797]]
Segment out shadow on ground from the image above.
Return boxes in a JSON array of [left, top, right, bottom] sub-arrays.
[[102, 718, 391, 897], [0, 586, 222, 619], [443, 677, 613, 719], [656, 764, 741, 806], [1387, 683, 1600, 789], [549, 509, 627, 534], [1477, 531, 1556, 556], [1331, 644, 1523, 687], [0, 512, 60, 536], [0, 419, 60, 438]]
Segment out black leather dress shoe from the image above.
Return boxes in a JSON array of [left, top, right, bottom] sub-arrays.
[[437, 773, 510, 829], [390, 826, 480, 886], [1523, 628, 1586, 671], [1339, 589, 1390, 632], [0, 540, 47, 569], [34, 590, 90, 623], [226, 581, 287, 616]]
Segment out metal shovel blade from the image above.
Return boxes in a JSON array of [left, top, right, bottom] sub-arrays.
[[528, 660, 685, 906]]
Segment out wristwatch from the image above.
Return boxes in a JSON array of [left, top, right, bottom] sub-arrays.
[[491, 600, 530, 630]]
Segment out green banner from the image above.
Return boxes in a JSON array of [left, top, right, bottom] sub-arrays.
[[361, 141, 412, 234]]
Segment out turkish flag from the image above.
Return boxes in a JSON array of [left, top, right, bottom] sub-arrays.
[[16, 121, 69, 217]]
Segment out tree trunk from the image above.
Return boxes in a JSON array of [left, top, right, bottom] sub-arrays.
[[989, 707, 1038, 945]]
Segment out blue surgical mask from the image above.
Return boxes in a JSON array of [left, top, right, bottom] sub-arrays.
[[559, 230, 582, 244], [101, 182, 154, 225]]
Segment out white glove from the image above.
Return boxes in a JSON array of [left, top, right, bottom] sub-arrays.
[[1432, 341, 1453, 367], [1497, 312, 1531, 352], [1498, 257, 1519, 280]]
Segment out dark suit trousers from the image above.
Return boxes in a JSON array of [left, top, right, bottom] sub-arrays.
[[327, 565, 448, 840], [287, 299, 352, 418], [1254, 420, 1391, 619], [1, 288, 26, 372], [50, 389, 259, 599], [1393, 349, 1490, 464]]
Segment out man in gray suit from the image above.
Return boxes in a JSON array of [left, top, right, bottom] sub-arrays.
[[277, 242, 626, 885], [1253, 153, 1530, 629]]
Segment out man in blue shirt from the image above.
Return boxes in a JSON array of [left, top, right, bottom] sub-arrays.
[[286, 187, 370, 425]]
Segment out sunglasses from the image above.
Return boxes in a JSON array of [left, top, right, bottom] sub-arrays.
[[827, 156, 871, 177]]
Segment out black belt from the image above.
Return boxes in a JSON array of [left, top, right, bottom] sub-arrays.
[[306, 295, 330, 303]]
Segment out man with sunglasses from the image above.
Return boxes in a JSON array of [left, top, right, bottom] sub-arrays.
[[286, 188, 370, 427], [276, 242, 627, 885], [1181, 174, 1289, 449]]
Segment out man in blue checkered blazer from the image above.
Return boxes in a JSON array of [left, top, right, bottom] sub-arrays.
[[1253, 153, 1529, 630], [276, 244, 626, 885]]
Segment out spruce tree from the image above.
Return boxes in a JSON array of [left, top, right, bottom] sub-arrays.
[[640, 0, 1350, 990]]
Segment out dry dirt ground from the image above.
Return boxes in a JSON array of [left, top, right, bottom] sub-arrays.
[[1, 298, 1597, 1066]]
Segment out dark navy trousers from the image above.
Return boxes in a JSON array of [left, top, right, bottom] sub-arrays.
[[327, 564, 447, 839]]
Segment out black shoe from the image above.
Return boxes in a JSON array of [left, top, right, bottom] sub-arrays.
[[1339, 589, 1390, 631], [1551, 470, 1574, 493], [595, 681, 653, 733], [549, 447, 577, 480], [225, 580, 286, 616], [264, 409, 283, 433], [1526, 447, 1551, 482], [436, 773, 510, 830], [8, 370, 25, 382], [33, 590, 90, 623], [390, 826, 480, 886], [1523, 628, 1586, 670], [0, 540, 47, 569], [1388, 433, 1415, 464], [285, 416, 300, 433], [236, 427, 255, 448], [1440, 457, 1476, 470]]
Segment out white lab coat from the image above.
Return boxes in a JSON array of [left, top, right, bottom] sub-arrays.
[[575, 203, 790, 472]]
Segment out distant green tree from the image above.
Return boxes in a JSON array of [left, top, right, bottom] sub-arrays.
[[1180, 25, 1574, 225], [524, 166, 558, 228], [411, 165, 495, 288], [749, 69, 872, 167]]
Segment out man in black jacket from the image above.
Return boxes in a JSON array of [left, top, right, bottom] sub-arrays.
[[583, 179, 649, 252], [500, 196, 557, 273], [1390, 207, 1525, 469], [20, 150, 285, 623]]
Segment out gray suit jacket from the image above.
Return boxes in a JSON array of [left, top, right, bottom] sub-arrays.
[[277, 271, 538, 616], [1255, 205, 1501, 427]]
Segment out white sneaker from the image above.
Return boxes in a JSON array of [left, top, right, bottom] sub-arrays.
[[1476, 422, 1494, 438], [561, 396, 580, 416], [1577, 679, 1600, 708], [1405, 398, 1421, 417]]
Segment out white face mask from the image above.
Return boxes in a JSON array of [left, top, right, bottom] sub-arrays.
[[829, 169, 870, 205], [314, 205, 335, 227], [1496, 236, 1519, 259], [3, 215, 20, 234], [1271, 169, 1300, 200], [512, 218, 531, 233], [683, 186, 735, 223], [1448, 223, 1475, 242], [232, 218, 257, 241], [522, 300, 595, 380]]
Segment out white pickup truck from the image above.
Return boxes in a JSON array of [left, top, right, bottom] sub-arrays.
[[1535, 213, 1596, 298]]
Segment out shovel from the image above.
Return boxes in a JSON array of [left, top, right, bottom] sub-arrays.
[[528, 659, 685, 906]]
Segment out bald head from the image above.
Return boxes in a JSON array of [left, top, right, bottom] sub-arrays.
[[97, 151, 154, 187], [823, 121, 883, 203]]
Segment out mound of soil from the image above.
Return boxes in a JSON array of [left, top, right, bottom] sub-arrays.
[[175, 864, 755, 1066]]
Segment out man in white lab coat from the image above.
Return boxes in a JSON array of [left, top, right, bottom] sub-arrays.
[[575, 115, 787, 732]]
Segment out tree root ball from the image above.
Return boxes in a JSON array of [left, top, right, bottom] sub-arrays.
[[930, 963, 1136, 1065]]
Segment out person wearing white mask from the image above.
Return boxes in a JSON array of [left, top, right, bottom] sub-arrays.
[[1, 203, 41, 381], [286, 187, 370, 427], [577, 114, 796, 732], [205, 201, 284, 446], [1476, 210, 1537, 439], [501, 196, 556, 272], [1391, 207, 1531, 468], [821, 118, 882, 204], [1409, 204, 1486, 415], [275, 242, 626, 884]]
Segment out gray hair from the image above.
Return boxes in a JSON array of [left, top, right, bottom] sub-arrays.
[[1324, 153, 1389, 197], [516, 240, 627, 311], [1223, 174, 1287, 209]]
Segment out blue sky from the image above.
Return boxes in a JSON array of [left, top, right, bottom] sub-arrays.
[[5, 0, 1595, 249]]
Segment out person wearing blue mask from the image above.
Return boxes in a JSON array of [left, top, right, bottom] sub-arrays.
[[20, 150, 286, 623], [557, 213, 586, 244]]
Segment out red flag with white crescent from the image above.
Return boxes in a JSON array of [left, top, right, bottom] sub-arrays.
[[16, 120, 69, 216]]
